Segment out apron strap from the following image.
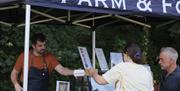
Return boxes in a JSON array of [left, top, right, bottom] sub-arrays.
[[42, 55, 47, 69], [30, 51, 48, 69]]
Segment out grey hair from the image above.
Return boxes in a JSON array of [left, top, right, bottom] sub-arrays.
[[160, 47, 178, 62]]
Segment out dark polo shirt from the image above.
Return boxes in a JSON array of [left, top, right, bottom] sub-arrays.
[[160, 66, 180, 91]]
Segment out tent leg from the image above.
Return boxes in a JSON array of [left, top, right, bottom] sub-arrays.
[[92, 29, 96, 68], [23, 4, 31, 91]]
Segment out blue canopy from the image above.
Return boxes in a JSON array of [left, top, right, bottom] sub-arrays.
[[26, 0, 180, 18], [0, 0, 179, 28], [1, 0, 180, 18]]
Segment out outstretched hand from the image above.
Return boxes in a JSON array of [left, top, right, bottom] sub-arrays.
[[85, 68, 98, 77], [86, 68, 108, 84]]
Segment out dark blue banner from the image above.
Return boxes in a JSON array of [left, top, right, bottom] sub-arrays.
[[26, 0, 180, 18]]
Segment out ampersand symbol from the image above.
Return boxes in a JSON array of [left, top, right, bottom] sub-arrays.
[[137, 0, 152, 12]]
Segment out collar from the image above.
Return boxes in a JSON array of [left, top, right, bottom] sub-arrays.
[[164, 66, 180, 77]]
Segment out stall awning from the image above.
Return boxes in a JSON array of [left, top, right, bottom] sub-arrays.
[[27, 0, 180, 18], [0, 0, 179, 28]]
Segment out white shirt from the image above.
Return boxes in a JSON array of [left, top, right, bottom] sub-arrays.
[[102, 62, 154, 91]]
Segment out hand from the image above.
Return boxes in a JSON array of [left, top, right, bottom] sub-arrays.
[[14, 83, 23, 91], [86, 68, 98, 77]]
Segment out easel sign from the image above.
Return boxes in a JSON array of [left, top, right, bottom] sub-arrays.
[[95, 48, 109, 71], [110, 52, 123, 68], [78, 46, 92, 69], [56, 81, 70, 91]]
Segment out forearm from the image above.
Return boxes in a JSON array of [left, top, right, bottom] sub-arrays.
[[61, 67, 74, 76], [10, 69, 19, 85], [55, 64, 74, 76], [11, 69, 23, 91], [92, 73, 108, 85]]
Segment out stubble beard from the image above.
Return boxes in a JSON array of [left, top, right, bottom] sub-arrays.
[[38, 49, 46, 55]]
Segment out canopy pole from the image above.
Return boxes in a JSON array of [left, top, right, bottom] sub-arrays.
[[0, 21, 12, 27], [156, 19, 178, 28], [23, 4, 31, 91], [115, 15, 151, 28], [72, 22, 91, 28], [92, 29, 96, 68], [17, 14, 82, 27], [73, 14, 111, 23], [68, 10, 71, 22], [92, 15, 96, 68], [30, 9, 66, 23], [0, 4, 19, 11]]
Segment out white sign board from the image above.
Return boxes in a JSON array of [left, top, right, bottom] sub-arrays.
[[110, 52, 123, 68], [78, 47, 92, 69], [95, 48, 109, 71], [56, 81, 70, 91]]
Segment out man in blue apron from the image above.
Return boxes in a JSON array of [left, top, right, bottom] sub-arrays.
[[10, 33, 85, 91]]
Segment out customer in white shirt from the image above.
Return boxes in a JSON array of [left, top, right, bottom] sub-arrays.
[[87, 43, 154, 91]]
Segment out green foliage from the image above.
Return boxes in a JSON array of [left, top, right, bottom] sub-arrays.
[[0, 25, 24, 91]]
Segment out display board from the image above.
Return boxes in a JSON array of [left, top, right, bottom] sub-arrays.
[[95, 48, 109, 71], [78, 46, 92, 69], [56, 81, 70, 91], [110, 52, 123, 68]]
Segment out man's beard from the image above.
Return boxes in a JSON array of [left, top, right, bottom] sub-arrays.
[[38, 49, 46, 55]]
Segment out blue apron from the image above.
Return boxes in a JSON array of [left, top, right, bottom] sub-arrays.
[[28, 55, 49, 91]]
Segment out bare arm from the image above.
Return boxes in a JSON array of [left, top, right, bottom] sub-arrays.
[[10, 69, 23, 91], [92, 73, 108, 85], [88, 68, 108, 85], [55, 64, 74, 76]]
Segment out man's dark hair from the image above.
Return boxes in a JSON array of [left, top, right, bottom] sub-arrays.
[[31, 33, 46, 45], [123, 43, 144, 64]]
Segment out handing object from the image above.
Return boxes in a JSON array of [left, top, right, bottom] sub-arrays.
[[85, 68, 98, 77], [73, 69, 85, 77]]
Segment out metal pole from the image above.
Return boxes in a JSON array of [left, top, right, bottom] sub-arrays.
[[23, 4, 31, 91], [92, 30, 96, 68], [92, 15, 96, 68], [0, 4, 19, 11], [0, 21, 12, 27], [73, 15, 111, 23], [115, 15, 151, 28]]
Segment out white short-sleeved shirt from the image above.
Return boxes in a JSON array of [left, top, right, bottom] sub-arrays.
[[102, 62, 154, 91]]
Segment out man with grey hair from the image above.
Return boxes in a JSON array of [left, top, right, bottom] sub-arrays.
[[158, 47, 180, 91]]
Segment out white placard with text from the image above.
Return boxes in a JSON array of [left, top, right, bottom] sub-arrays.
[[95, 48, 109, 71], [78, 47, 92, 69]]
